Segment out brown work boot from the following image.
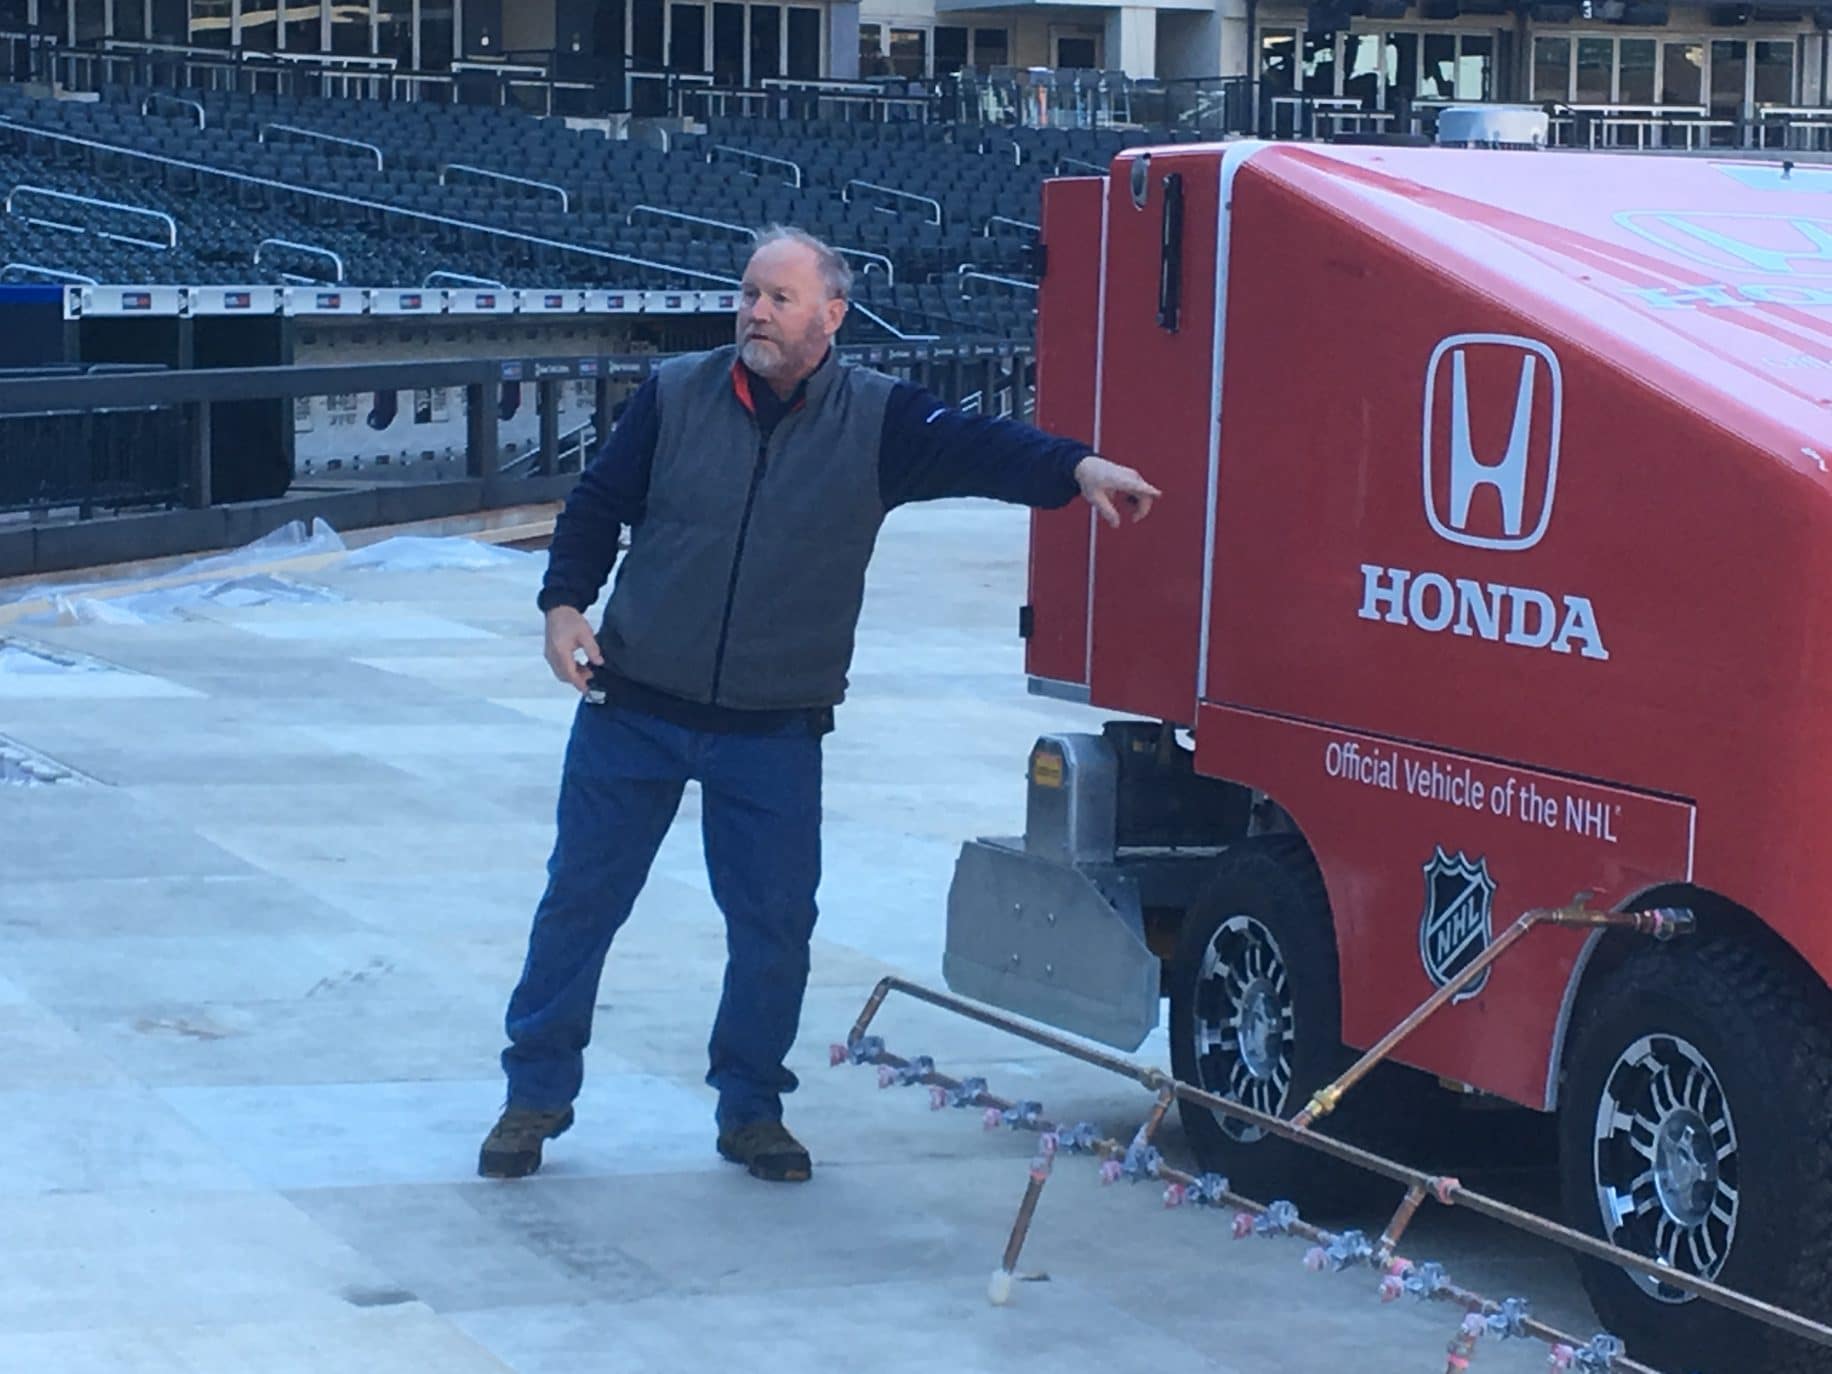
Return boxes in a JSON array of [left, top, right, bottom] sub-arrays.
[[478, 1104, 574, 1179], [717, 1119, 812, 1182]]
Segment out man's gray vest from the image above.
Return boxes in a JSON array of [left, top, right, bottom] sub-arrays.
[[598, 344, 895, 711]]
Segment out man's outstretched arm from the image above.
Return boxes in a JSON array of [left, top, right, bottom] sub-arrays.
[[878, 381, 1160, 525]]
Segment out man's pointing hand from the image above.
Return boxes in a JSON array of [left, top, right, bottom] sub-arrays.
[[1074, 455, 1161, 528]]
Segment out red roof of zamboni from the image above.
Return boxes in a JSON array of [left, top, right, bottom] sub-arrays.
[[1262, 146, 1832, 478]]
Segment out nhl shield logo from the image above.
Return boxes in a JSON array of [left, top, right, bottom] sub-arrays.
[[1419, 847, 1496, 1002]]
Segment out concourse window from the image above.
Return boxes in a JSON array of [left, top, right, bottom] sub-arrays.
[[749, 3, 779, 81], [328, 0, 368, 54], [1456, 35, 1491, 100], [1662, 40, 1702, 105], [1260, 27, 1296, 94], [888, 25, 924, 77], [1533, 35, 1570, 101], [714, 2, 742, 82], [670, 3, 705, 74], [1754, 39, 1793, 105], [786, 5, 818, 78], [1619, 38, 1655, 104], [1575, 36, 1611, 103]]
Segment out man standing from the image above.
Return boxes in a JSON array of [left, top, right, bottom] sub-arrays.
[[482, 226, 1158, 1184]]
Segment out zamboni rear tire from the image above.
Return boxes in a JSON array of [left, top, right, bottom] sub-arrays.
[[1557, 937, 1832, 1374]]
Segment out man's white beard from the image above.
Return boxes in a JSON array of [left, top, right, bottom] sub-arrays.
[[739, 338, 780, 374]]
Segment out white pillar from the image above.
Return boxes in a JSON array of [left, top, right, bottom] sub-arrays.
[[1104, 6, 1157, 77]]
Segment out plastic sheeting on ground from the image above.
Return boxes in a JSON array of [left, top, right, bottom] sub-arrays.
[[4, 517, 539, 627]]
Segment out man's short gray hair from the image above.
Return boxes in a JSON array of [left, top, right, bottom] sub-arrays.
[[753, 224, 853, 301]]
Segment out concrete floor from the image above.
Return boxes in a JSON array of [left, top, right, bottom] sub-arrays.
[[0, 500, 1606, 1373]]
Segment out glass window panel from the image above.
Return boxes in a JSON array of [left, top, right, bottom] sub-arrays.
[[1406, 34, 1450, 100], [73, 0, 102, 40], [749, 3, 780, 80], [0, 0, 26, 25], [240, 0, 278, 49], [1385, 32, 1415, 99], [376, 0, 410, 61], [329, 0, 368, 53], [1302, 30, 1336, 95], [1618, 38, 1654, 103], [1456, 34, 1492, 100], [1342, 32, 1381, 104], [189, 0, 228, 45], [1532, 35, 1569, 102], [113, 0, 147, 41], [1710, 38, 1746, 118], [1754, 39, 1793, 105], [934, 23, 966, 73], [34, 0, 67, 39], [669, 2, 704, 71], [420, 0, 453, 66], [1261, 28, 1296, 94], [1662, 40, 1702, 105], [283, 0, 321, 51], [972, 27, 1006, 67], [152, 0, 186, 41], [786, 5, 817, 78], [887, 25, 923, 77], [858, 20, 885, 76], [1575, 36, 1611, 102], [631, 0, 661, 62], [713, 1, 742, 81]]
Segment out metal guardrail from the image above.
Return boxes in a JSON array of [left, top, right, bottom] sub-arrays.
[[628, 205, 755, 239], [254, 237, 344, 283], [625, 206, 898, 286], [959, 271, 1038, 294], [0, 341, 1029, 545], [441, 163, 570, 213], [259, 122, 384, 170], [3, 184, 178, 250], [843, 179, 943, 226], [709, 144, 804, 188], [984, 215, 1039, 237], [424, 270, 506, 289], [0, 120, 734, 289], [141, 93, 205, 129], [1, 261, 97, 284]]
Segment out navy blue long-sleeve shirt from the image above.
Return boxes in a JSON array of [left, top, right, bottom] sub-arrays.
[[538, 360, 1091, 730]]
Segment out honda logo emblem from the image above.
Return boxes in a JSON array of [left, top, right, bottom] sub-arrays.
[[1422, 334, 1562, 552], [1616, 210, 1832, 280]]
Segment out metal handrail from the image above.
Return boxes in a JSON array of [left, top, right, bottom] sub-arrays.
[[0, 120, 734, 288], [626, 207, 897, 284], [264, 48, 398, 72], [984, 215, 1039, 236], [1058, 156, 1107, 175], [958, 270, 1038, 293], [441, 163, 569, 213], [451, 59, 550, 78], [425, 270, 507, 289], [3, 185, 177, 249], [141, 93, 205, 129], [843, 179, 942, 226], [840, 248, 895, 283], [1, 262, 97, 284], [260, 123, 384, 170], [850, 301, 937, 341], [708, 144, 803, 188], [628, 205, 755, 238], [254, 237, 345, 283]]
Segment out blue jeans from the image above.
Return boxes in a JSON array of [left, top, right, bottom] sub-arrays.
[[500, 701, 822, 1132]]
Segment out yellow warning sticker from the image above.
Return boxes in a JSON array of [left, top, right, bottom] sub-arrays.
[[1031, 752, 1064, 788]]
